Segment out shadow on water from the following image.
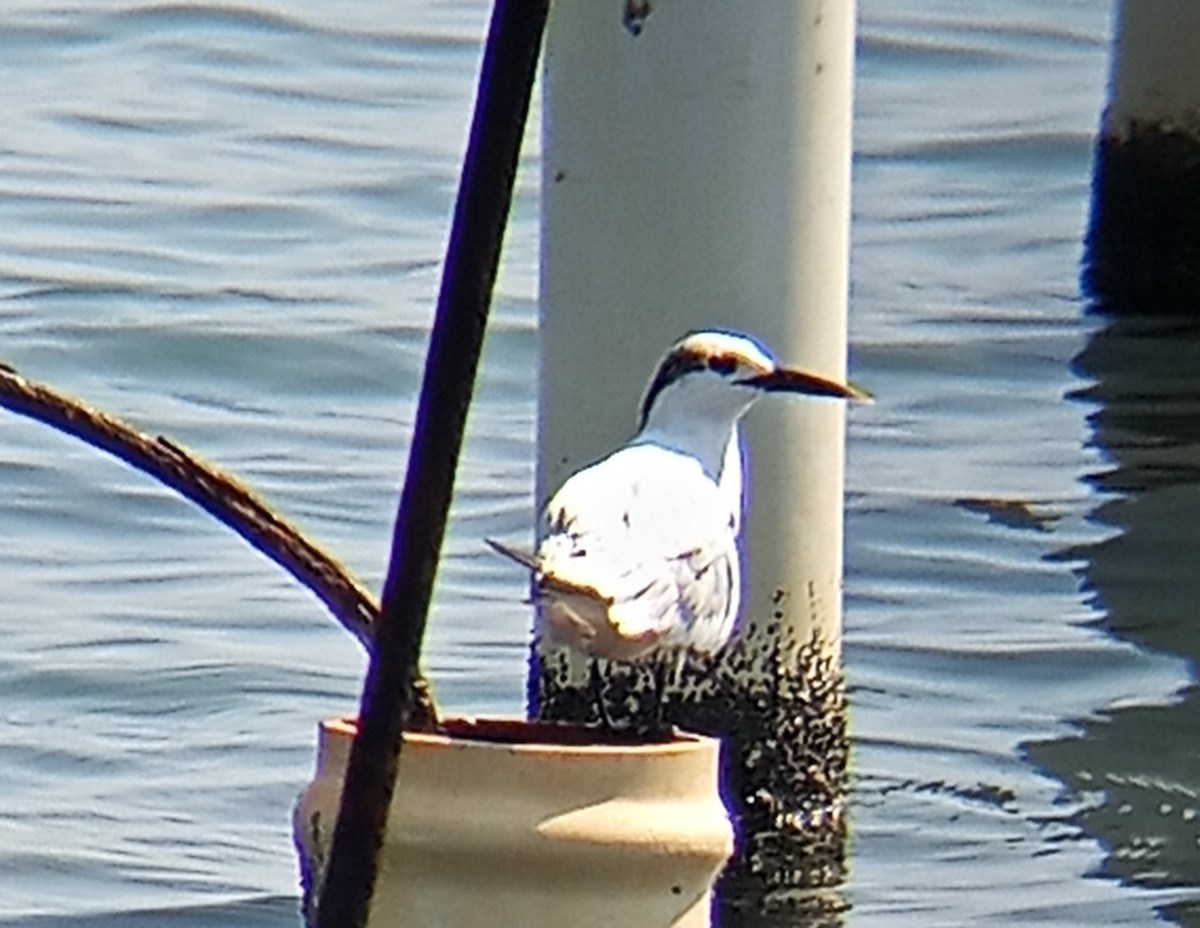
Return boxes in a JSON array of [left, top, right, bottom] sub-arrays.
[[1026, 314, 1200, 927]]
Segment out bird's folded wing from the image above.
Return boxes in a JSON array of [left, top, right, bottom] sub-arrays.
[[529, 444, 740, 646], [601, 540, 736, 648], [606, 572, 682, 642], [672, 542, 737, 649]]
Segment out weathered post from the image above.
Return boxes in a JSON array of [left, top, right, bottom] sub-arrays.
[[531, 0, 856, 903], [1085, 0, 1200, 312]]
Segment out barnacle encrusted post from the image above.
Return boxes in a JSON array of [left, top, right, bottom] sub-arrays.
[[531, 0, 856, 910]]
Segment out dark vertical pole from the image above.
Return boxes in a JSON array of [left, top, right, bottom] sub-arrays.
[[314, 2, 548, 925], [1084, 1, 1200, 314]]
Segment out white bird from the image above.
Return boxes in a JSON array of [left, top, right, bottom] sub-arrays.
[[488, 329, 868, 691]]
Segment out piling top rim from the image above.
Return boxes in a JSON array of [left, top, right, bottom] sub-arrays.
[[321, 715, 720, 757]]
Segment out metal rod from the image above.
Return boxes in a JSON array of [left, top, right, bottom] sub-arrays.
[[314, 1, 548, 924]]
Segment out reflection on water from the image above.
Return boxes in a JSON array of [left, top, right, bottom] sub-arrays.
[[1027, 315, 1200, 925]]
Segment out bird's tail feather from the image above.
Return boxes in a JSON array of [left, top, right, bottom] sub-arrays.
[[484, 537, 538, 571]]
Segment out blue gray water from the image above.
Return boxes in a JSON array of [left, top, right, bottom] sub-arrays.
[[2, 1, 1198, 925]]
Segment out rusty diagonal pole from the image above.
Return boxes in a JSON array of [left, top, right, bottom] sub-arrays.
[[314, 1, 549, 925]]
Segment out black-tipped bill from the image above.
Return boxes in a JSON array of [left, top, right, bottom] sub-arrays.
[[737, 367, 872, 402]]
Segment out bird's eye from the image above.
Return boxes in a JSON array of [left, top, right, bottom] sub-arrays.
[[708, 355, 737, 375]]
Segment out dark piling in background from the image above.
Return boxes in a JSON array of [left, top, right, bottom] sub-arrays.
[[1083, 3, 1200, 315], [1085, 126, 1200, 314], [314, 2, 548, 926]]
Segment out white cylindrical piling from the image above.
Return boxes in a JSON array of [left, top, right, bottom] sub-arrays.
[[532, 0, 856, 898], [1104, 2, 1200, 135], [1086, 0, 1200, 311]]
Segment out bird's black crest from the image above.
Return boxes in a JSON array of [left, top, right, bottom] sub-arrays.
[[639, 352, 705, 427], [638, 347, 749, 428]]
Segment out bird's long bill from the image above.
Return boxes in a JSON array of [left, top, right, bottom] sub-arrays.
[[740, 367, 873, 402]]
